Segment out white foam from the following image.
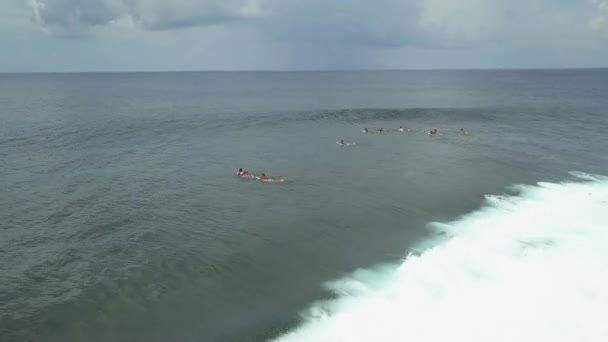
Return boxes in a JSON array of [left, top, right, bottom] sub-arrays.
[[274, 174, 608, 342]]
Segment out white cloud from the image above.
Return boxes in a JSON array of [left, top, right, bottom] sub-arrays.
[[590, 0, 608, 31]]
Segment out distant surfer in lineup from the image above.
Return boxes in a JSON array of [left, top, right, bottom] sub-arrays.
[[377, 128, 384, 133], [257, 173, 285, 183], [428, 128, 441, 136], [337, 139, 355, 146], [459, 128, 469, 135], [363, 128, 369, 133], [398, 126, 405, 132]]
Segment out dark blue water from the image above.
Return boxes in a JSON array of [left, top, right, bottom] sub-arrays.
[[1, 70, 607, 341]]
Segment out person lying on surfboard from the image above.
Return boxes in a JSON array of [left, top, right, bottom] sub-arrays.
[[257, 173, 285, 183], [337, 139, 356, 146], [237, 168, 256, 179]]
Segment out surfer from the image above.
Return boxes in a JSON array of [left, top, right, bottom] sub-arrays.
[[398, 126, 405, 132], [363, 128, 369, 133], [459, 128, 469, 135], [428, 128, 440, 136], [258, 173, 285, 183], [238, 168, 255, 179], [337, 139, 355, 146]]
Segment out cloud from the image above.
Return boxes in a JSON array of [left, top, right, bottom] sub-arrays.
[[126, 0, 270, 30], [590, 0, 608, 32], [27, 0, 126, 37], [417, 0, 506, 44], [27, 0, 597, 50], [262, 0, 422, 48], [26, 0, 514, 46], [15, 0, 608, 71], [258, 0, 511, 50], [27, 0, 270, 36]]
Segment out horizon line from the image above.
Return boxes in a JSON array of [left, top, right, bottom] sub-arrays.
[[1, 66, 608, 75]]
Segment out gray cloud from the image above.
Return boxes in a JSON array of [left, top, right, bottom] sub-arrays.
[[263, 0, 422, 48], [26, 0, 520, 48], [262, 0, 515, 50], [138, 13, 242, 31], [28, 0, 126, 37], [27, 0, 270, 35], [11, 0, 608, 72], [126, 0, 269, 30]]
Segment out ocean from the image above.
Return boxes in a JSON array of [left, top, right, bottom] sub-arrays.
[[1, 70, 607, 341]]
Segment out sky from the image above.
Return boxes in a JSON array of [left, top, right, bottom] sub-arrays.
[[1, 0, 607, 72]]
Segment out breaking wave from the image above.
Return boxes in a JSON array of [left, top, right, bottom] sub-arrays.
[[274, 172, 608, 342]]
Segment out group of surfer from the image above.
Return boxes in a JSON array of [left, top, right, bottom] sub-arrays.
[[339, 126, 469, 147], [363, 126, 410, 134], [237, 168, 285, 183], [362, 126, 468, 136], [428, 127, 469, 135], [239, 126, 469, 183]]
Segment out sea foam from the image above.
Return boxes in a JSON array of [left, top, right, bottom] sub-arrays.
[[274, 172, 608, 342]]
